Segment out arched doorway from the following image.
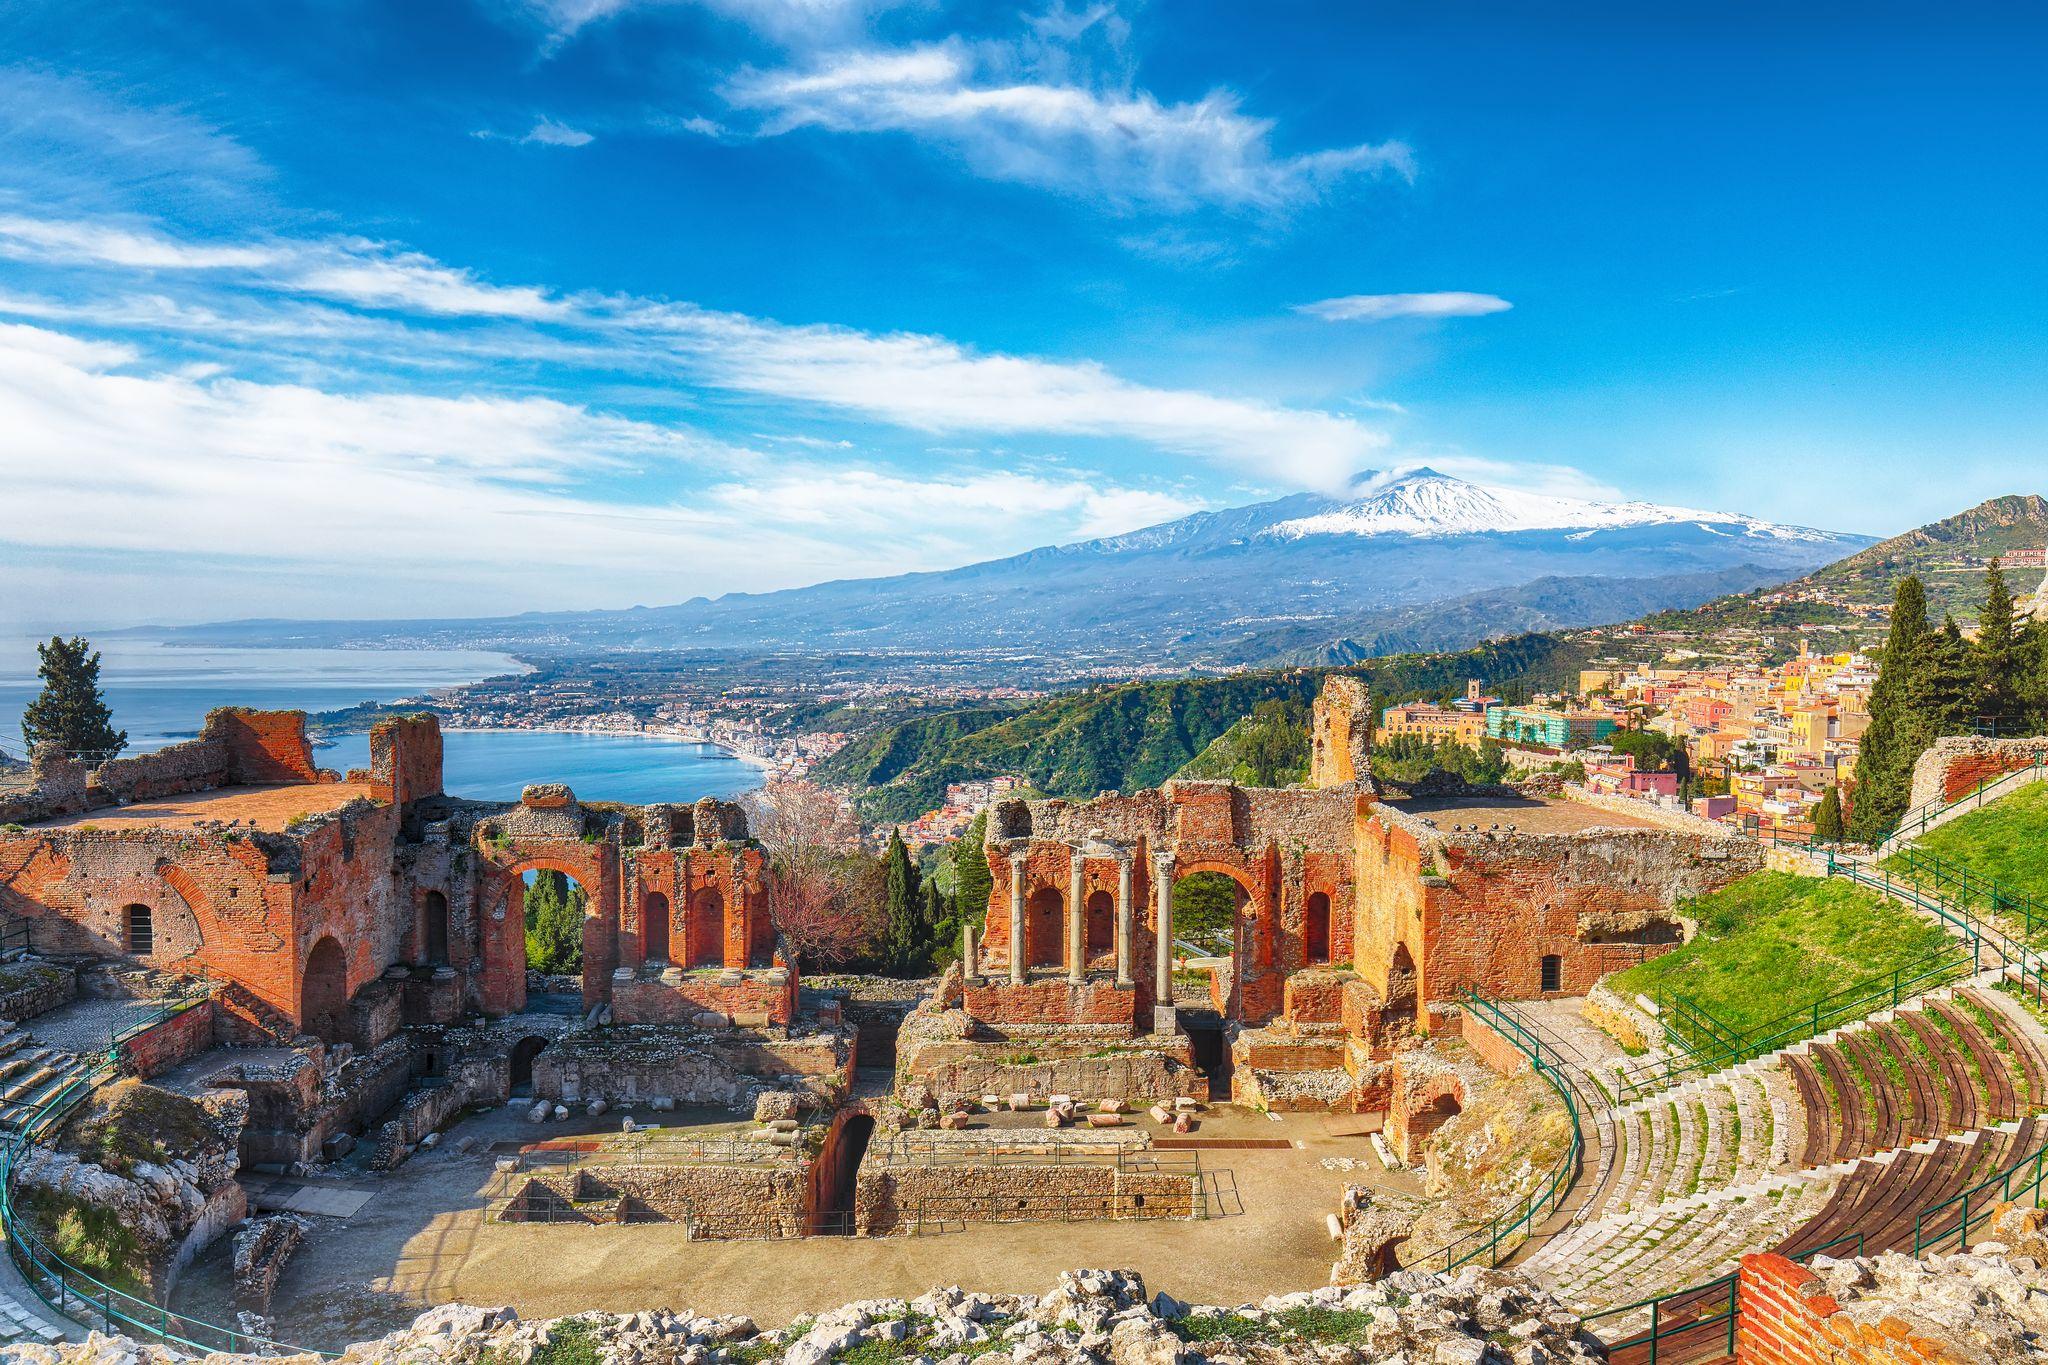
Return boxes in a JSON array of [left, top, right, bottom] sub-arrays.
[[810, 1112, 875, 1235], [123, 904, 155, 957], [1025, 887, 1063, 967], [690, 889, 726, 968], [422, 891, 449, 966], [522, 869, 587, 976], [509, 1036, 550, 1095], [301, 936, 351, 1045], [1305, 892, 1331, 966], [1085, 890, 1114, 958], [644, 891, 671, 964], [1173, 870, 1245, 959]]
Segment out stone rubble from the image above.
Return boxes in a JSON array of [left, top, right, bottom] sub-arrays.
[[1801, 1243, 2048, 1363], [9, 1266, 1609, 1364]]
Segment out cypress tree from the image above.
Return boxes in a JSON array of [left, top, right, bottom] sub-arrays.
[[880, 831, 921, 974], [20, 636, 126, 759], [1975, 559, 2022, 733], [1813, 786, 1845, 843], [951, 811, 993, 936], [1849, 577, 1932, 842], [1921, 618, 1975, 736], [523, 871, 583, 974]]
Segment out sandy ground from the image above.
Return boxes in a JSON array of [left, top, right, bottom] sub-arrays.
[[33, 782, 377, 832], [173, 1104, 1424, 1349]]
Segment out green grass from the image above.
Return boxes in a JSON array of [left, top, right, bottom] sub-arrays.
[[1172, 1306, 1378, 1346], [1607, 872, 1953, 1037], [1887, 783, 2048, 937]]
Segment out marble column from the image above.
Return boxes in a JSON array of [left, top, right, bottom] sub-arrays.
[[1152, 851, 1176, 1007], [1067, 849, 1086, 985], [962, 921, 979, 985], [1008, 851, 1028, 984], [1115, 856, 1134, 987]]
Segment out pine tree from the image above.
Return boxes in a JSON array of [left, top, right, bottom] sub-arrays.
[[1849, 577, 1933, 842], [1975, 559, 2022, 733], [20, 636, 126, 759], [1920, 618, 1975, 736], [879, 831, 922, 974], [1813, 786, 1844, 843]]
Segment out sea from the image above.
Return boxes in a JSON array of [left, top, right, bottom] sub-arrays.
[[0, 637, 764, 805]]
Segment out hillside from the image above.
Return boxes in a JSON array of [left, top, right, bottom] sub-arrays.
[[131, 469, 1861, 671], [1609, 494, 2047, 654], [819, 633, 1589, 821]]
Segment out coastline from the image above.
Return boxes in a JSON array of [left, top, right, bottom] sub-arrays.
[[430, 724, 784, 774]]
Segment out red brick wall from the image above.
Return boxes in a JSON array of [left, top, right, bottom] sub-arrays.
[[212, 708, 324, 785], [367, 715, 443, 805], [961, 977, 1141, 1026], [1457, 1009, 1533, 1079], [611, 971, 795, 1026], [1735, 1253, 1978, 1365], [120, 999, 216, 1078], [1281, 971, 1348, 1024]]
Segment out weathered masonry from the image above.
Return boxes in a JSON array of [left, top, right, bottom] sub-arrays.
[[0, 709, 790, 1042]]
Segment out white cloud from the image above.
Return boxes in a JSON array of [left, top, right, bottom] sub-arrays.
[[0, 319, 1212, 622], [725, 41, 1412, 212], [0, 213, 281, 270], [500, 0, 896, 44], [0, 211, 1392, 489], [475, 116, 598, 147], [1296, 291, 1513, 323]]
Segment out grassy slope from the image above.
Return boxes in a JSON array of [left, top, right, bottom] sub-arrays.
[[1608, 872, 1953, 1035], [1886, 782, 2048, 930]]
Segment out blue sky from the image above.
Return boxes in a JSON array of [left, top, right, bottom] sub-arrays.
[[1, 1, 2043, 627]]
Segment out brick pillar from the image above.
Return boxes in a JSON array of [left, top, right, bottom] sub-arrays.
[[1008, 851, 1027, 984], [1153, 851, 1176, 1031], [1067, 848, 1086, 985], [1115, 856, 1134, 987]]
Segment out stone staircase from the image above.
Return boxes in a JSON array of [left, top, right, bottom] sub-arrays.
[[0, 1026, 92, 1347], [0, 1027, 99, 1135]]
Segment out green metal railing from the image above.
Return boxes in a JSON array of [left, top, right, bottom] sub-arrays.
[[1613, 938, 1980, 1104], [1402, 990, 1584, 1273], [1883, 753, 2047, 848], [1886, 845, 2048, 947], [0, 1042, 336, 1356], [1583, 1234, 1864, 1364], [1912, 1130, 2048, 1255]]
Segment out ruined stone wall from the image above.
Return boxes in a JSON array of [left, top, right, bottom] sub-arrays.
[[518, 1163, 810, 1238], [294, 804, 411, 1042], [611, 968, 795, 1028], [0, 961, 75, 1023], [534, 1026, 852, 1109], [119, 998, 217, 1078], [958, 978, 1140, 1028], [1906, 735, 2048, 808], [1310, 676, 1372, 789], [1733, 1250, 2046, 1365], [894, 998, 1197, 1106], [90, 708, 326, 807], [856, 1159, 1200, 1234], [365, 714, 444, 807], [1353, 800, 1758, 1010]]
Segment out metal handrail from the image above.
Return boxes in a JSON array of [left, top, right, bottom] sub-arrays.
[[1912, 1131, 2048, 1255], [1580, 1233, 1866, 1362], [1399, 990, 1584, 1273], [1887, 845, 2048, 946], [1615, 941, 1979, 1103], [0, 1060, 336, 1356]]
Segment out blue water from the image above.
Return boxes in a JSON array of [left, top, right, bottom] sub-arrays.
[[323, 729, 764, 804], [0, 638, 763, 804]]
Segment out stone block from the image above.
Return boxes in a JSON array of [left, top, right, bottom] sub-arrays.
[[1148, 1105, 1171, 1124], [1007, 1092, 1031, 1111], [321, 1131, 356, 1161], [1086, 1113, 1122, 1128]]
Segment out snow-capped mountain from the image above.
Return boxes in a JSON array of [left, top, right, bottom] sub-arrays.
[[1260, 469, 1841, 544], [149, 469, 1873, 668]]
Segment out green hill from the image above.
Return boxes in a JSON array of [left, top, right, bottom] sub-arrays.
[[818, 633, 1588, 822], [1885, 783, 2048, 943]]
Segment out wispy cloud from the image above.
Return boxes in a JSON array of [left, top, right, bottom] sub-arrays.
[[496, 0, 898, 46], [0, 211, 1391, 489], [1296, 291, 1512, 323], [475, 116, 597, 147], [725, 41, 1412, 213]]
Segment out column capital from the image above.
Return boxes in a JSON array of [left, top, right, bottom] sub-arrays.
[[1008, 848, 1031, 869]]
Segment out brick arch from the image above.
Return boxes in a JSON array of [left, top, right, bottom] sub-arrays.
[[142, 864, 216, 964], [301, 935, 352, 1045], [479, 848, 615, 1011]]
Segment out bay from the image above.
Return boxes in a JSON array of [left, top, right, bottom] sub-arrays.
[[0, 638, 763, 804]]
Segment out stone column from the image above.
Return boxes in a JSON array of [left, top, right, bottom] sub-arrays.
[[1115, 856, 1135, 987], [1067, 849, 1087, 985], [1008, 851, 1028, 984], [962, 921, 979, 985], [1152, 851, 1176, 1030]]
